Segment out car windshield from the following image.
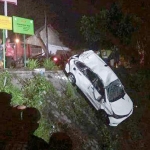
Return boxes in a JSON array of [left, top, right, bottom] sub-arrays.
[[106, 79, 125, 102]]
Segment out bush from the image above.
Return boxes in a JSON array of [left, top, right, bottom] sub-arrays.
[[43, 58, 59, 70], [0, 71, 24, 105], [27, 59, 40, 70], [0, 71, 54, 142]]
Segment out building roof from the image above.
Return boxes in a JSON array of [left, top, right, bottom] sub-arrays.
[[25, 25, 66, 47]]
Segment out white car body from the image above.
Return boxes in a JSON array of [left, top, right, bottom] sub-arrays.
[[65, 50, 133, 126]]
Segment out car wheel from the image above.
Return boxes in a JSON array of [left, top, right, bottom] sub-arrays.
[[68, 73, 76, 85]]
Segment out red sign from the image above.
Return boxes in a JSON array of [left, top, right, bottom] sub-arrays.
[[0, 0, 17, 5]]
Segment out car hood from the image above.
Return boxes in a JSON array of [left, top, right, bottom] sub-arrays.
[[110, 94, 133, 115]]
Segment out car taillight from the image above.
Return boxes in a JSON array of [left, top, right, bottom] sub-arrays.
[[53, 57, 58, 62]]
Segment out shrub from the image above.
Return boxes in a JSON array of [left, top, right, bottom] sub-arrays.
[[0, 71, 54, 142], [0, 71, 24, 105], [43, 58, 59, 70], [27, 59, 40, 70]]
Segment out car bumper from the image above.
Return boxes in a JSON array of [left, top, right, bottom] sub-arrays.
[[108, 108, 133, 126]]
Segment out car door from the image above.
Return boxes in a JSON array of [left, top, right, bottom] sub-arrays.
[[73, 61, 93, 95], [76, 68, 102, 110], [74, 61, 104, 110], [83, 68, 104, 101], [74, 61, 96, 98]]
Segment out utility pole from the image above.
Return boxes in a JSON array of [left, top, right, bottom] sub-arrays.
[[45, 11, 49, 58], [3, 1, 8, 69], [4, 1, 8, 38]]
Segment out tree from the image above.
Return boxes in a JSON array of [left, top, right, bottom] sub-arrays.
[[80, 3, 136, 55], [121, 0, 150, 67]]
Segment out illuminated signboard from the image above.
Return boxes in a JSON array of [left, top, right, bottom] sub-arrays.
[[13, 16, 34, 35], [0, 15, 12, 30]]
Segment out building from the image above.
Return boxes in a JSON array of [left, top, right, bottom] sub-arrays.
[[25, 25, 71, 56]]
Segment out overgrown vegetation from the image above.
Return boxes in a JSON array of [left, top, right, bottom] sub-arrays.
[[26, 58, 59, 71], [0, 71, 52, 141], [0, 68, 149, 149], [0, 70, 117, 149]]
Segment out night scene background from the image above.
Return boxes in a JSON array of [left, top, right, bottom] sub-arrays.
[[0, 0, 150, 150]]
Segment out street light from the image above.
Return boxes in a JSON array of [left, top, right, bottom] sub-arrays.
[[15, 38, 20, 43]]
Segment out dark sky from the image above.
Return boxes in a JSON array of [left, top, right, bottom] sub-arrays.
[[44, 0, 108, 47], [44, 0, 86, 47], [0, 0, 112, 47], [1, 0, 149, 50], [46, 0, 99, 15]]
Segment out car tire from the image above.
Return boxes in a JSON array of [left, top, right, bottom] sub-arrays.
[[68, 73, 76, 85]]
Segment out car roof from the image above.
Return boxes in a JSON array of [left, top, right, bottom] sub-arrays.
[[77, 50, 118, 86]]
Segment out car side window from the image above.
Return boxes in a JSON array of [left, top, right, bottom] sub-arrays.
[[75, 61, 87, 71], [85, 69, 104, 96], [75, 61, 104, 97], [85, 69, 96, 82]]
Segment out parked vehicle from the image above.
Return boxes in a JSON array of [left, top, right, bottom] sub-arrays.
[[65, 50, 133, 126]]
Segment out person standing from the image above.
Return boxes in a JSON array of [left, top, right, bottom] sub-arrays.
[[5, 38, 15, 68], [108, 50, 115, 67], [0, 38, 3, 59], [0, 39, 3, 68], [114, 48, 120, 68]]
